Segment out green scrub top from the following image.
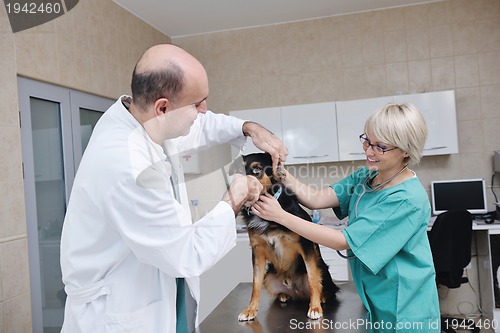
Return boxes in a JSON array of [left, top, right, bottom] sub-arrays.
[[332, 167, 440, 333]]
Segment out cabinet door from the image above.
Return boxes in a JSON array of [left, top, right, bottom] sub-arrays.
[[229, 107, 282, 158], [281, 102, 338, 164], [199, 239, 253, 322], [336, 96, 394, 161], [394, 90, 458, 156]]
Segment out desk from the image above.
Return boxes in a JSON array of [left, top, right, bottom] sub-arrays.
[[428, 217, 500, 230], [428, 219, 500, 331], [195, 282, 368, 333], [471, 221, 500, 330]]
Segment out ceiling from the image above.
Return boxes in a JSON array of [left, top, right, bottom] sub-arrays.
[[113, 0, 441, 38]]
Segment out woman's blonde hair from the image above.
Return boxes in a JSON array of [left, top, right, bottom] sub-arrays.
[[364, 103, 428, 165]]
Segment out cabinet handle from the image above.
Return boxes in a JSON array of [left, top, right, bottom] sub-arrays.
[[293, 154, 329, 159], [424, 146, 447, 151], [349, 152, 365, 155]]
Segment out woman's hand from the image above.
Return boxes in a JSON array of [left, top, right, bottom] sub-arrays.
[[253, 192, 349, 251], [251, 193, 287, 224]]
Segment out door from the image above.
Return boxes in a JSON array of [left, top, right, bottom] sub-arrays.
[[18, 77, 113, 332]]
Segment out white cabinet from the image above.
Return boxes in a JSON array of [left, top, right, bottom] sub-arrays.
[[336, 96, 394, 161], [394, 90, 458, 156], [199, 238, 253, 322], [179, 152, 201, 174], [230, 103, 339, 164], [336, 91, 458, 161], [281, 102, 339, 164], [228, 90, 458, 163], [229, 107, 282, 158]]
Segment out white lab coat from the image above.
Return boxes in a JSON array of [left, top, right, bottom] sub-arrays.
[[60, 96, 246, 332]]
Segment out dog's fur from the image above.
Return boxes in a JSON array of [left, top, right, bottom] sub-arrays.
[[233, 153, 339, 321]]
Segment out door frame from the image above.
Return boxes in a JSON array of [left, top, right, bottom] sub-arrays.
[[17, 77, 113, 331]]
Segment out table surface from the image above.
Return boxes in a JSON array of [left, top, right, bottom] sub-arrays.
[[195, 281, 368, 333]]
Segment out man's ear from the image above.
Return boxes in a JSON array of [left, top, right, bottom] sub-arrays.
[[154, 98, 170, 116]]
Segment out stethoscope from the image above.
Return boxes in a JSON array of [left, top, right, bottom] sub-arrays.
[[336, 163, 409, 260]]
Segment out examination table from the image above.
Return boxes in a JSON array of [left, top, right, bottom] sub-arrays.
[[194, 281, 368, 333]]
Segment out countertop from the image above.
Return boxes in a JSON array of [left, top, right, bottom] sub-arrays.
[[194, 281, 368, 333]]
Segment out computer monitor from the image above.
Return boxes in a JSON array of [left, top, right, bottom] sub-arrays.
[[430, 178, 488, 216]]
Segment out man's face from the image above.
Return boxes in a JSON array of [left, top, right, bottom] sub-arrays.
[[162, 103, 200, 139], [165, 71, 209, 138], [143, 73, 209, 142]]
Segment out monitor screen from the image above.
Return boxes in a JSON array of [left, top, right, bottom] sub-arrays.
[[430, 178, 488, 216]]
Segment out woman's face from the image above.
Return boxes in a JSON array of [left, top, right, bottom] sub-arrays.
[[363, 130, 407, 174]]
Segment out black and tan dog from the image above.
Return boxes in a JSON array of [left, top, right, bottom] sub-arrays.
[[232, 153, 339, 321]]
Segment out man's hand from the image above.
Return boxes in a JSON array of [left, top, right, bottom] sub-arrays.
[[242, 121, 288, 180], [222, 174, 263, 215]]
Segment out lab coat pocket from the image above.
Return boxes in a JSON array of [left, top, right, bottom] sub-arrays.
[[104, 299, 166, 332]]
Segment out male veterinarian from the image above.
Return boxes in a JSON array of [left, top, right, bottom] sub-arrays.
[[60, 44, 287, 333]]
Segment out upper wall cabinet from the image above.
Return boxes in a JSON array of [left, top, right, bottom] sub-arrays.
[[229, 107, 282, 158], [229, 103, 339, 164], [281, 102, 339, 164], [336, 96, 394, 161], [336, 91, 458, 161], [228, 90, 458, 164], [394, 90, 458, 156]]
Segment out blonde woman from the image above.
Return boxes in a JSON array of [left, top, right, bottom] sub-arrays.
[[252, 103, 440, 333]]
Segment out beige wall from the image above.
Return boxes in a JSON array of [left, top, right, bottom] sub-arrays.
[[0, 0, 169, 331], [175, 0, 500, 218], [0, 0, 499, 331]]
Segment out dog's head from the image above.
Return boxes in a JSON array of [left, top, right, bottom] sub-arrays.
[[229, 153, 277, 194]]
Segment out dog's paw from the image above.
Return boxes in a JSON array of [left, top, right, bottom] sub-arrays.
[[238, 309, 258, 321], [307, 307, 323, 320]]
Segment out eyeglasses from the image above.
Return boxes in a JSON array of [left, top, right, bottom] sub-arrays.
[[359, 133, 398, 155]]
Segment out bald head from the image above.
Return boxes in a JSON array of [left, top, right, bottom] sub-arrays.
[[130, 44, 208, 112], [135, 44, 203, 75]]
